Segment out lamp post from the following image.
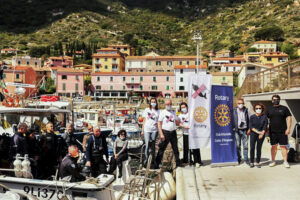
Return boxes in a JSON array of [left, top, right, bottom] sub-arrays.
[[192, 30, 202, 74]]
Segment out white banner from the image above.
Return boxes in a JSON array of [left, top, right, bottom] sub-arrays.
[[188, 74, 212, 149], [6, 82, 36, 88]]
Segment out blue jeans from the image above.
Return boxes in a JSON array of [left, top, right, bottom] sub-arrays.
[[235, 129, 249, 162], [144, 131, 157, 165]]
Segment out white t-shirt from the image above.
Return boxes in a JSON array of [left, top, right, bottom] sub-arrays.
[[142, 108, 160, 132], [178, 113, 189, 135], [158, 109, 178, 131]]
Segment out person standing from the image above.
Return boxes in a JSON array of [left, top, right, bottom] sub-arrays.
[[155, 99, 181, 168], [141, 98, 160, 166], [39, 122, 59, 179], [233, 98, 250, 164], [83, 125, 93, 152], [26, 125, 41, 178], [10, 123, 28, 159], [108, 130, 128, 178], [249, 103, 268, 168], [61, 123, 80, 156], [60, 145, 85, 182], [85, 127, 109, 177], [266, 95, 292, 168]]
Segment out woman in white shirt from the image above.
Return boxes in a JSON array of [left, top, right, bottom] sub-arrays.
[[142, 98, 160, 166]]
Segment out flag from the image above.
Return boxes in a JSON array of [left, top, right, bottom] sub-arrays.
[[188, 74, 212, 149]]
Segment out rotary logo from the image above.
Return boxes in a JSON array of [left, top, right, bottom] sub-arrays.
[[214, 104, 231, 127], [193, 106, 208, 123]]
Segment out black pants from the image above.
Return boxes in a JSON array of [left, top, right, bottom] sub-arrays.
[[91, 157, 107, 177], [108, 153, 128, 176], [38, 154, 57, 179], [250, 132, 265, 163], [183, 134, 192, 163], [193, 149, 202, 164], [155, 130, 180, 166]]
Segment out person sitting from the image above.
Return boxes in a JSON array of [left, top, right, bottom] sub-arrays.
[[60, 145, 85, 182], [108, 130, 128, 178]]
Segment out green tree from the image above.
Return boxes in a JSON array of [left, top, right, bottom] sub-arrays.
[[247, 47, 259, 52], [281, 43, 297, 59], [254, 26, 284, 41]]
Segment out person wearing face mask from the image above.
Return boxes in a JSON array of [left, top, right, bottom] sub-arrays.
[[266, 95, 292, 168], [248, 103, 268, 168], [233, 98, 251, 164], [141, 98, 160, 167], [155, 99, 181, 168], [178, 102, 191, 164], [108, 130, 128, 178]]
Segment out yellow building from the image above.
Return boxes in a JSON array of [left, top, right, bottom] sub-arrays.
[[92, 48, 125, 72], [211, 72, 233, 86], [297, 48, 300, 56], [251, 40, 277, 53], [108, 44, 134, 56], [260, 52, 288, 67]]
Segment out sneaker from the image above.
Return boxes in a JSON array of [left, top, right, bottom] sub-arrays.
[[256, 163, 261, 168], [283, 161, 290, 168], [195, 163, 200, 168], [250, 163, 254, 168], [269, 161, 276, 167]]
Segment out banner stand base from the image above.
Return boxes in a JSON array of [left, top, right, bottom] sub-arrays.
[[210, 162, 239, 168]]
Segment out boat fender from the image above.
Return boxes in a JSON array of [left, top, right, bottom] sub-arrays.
[[21, 154, 31, 178], [149, 172, 176, 200], [13, 154, 22, 178]]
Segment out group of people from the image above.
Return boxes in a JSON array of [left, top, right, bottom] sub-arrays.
[[9, 121, 129, 182], [141, 98, 203, 169], [233, 94, 292, 168]]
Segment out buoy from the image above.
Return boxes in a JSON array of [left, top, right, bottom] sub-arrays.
[[148, 172, 176, 200]]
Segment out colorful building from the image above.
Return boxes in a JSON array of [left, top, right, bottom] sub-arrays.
[[12, 56, 42, 68], [215, 50, 234, 58], [1, 48, 20, 54], [56, 68, 85, 97], [44, 56, 74, 69], [91, 72, 175, 98], [210, 72, 233, 86], [32, 67, 51, 86], [108, 44, 134, 56], [92, 48, 125, 73], [260, 52, 288, 66], [3, 66, 37, 97], [220, 64, 242, 73], [210, 57, 246, 71], [250, 40, 277, 53]]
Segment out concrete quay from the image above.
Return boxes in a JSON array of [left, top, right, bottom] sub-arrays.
[[176, 141, 300, 200]]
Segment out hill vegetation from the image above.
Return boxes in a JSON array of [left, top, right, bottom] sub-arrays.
[[0, 0, 299, 58]]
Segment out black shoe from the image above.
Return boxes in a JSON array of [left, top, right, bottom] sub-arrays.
[[118, 174, 122, 179], [199, 161, 204, 166], [250, 163, 254, 168], [256, 163, 261, 168]]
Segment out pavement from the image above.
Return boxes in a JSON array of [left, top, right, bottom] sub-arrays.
[[176, 136, 300, 200]]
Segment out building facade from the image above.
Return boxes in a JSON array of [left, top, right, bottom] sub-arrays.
[[108, 44, 134, 56], [250, 40, 277, 53], [12, 56, 42, 68], [44, 56, 74, 68], [260, 52, 288, 66], [56, 69, 85, 97], [92, 48, 125, 73]]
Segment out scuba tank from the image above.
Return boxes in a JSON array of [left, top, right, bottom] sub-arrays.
[[13, 154, 22, 178], [21, 154, 31, 178]]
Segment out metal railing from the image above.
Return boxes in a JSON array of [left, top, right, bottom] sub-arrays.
[[237, 58, 300, 99]]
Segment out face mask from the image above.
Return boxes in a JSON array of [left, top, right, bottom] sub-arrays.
[[255, 109, 262, 114], [273, 99, 280, 105], [181, 108, 187, 113], [238, 104, 244, 109], [166, 106, 172, 110], [151, 103, 156, 107]]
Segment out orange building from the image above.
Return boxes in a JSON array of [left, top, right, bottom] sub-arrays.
[[3, 66, 37, 97]]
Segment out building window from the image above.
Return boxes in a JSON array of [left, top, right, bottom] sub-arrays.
[[179, 86, 185, 90], [26, 61, 29, 65], [110, 86, 113, 90], [75, 83, 79, 91], [179, 61, 183, 65], [148, 61, 152, 66], [140, 85, 143, 90], [222, 77, 226, 81], [124, 47, 127, 51], [166, 76, 169, 82], [123, 77, 126, 81], [96, 58, 99, 62], [17, 61, 21, 65], [123, 86, 126, 90], [153, 76, 156, 82], [105, 65, 108, 69], [226, 67, 229, 72], [166, 85, 170, 90], [131, 77, 134, 82], [35, 62, 38, 66], [186, 61, 189, 65], [167, 61, 172, 66], [63, 83, 66, 91], [97, 76, 100, 81], [3, 74, 6, 79], [180, 77, 183, 82], [180, 69, 183, 74], [140, 76, 143, 81], [247, 66, 255, 70], [110, 77, 113, 82], [76, 75, 79, 80], [105, 58, 108, 61], [233, 67, 236, 71], [96, 85, 101, 90], [152, 85, 158, 90], [267, 57, 272, 61], [131, 85, 134, 89], [156, 61, 161, 66], [16, 74, 20, 79]]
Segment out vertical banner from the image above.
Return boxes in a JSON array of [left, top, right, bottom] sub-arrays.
[[211, 85, 238, 167], [188, 74, 212, 149]]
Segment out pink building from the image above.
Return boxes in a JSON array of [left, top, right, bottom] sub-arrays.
[[44, 56, 74, 69], [91, 72, 175, 98], [56, 68, 85, 97]]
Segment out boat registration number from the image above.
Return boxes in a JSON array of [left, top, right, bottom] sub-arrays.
[[23, 185, 64, 199]]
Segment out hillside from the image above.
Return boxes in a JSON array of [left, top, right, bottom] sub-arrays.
[[0, 0, 299, 56]]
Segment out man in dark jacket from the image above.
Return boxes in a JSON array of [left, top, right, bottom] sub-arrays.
[[26, 124, 41, 178], [85, 127, 108, 177], [10, 123, 28, 159], [60, 145, 85, 182], [233, 98, 250, 164], [39, 122, 59, 179], [61, 123, 80, 157]]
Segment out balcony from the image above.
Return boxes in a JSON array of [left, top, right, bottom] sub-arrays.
[[125, 80, 141, 85]]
